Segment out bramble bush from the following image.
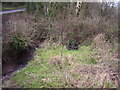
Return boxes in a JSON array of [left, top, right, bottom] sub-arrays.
[[11, 34, 29, 52]]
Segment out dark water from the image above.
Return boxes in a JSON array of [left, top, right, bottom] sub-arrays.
[[2, 46, 36, 80], [2, 62, 28, 80]]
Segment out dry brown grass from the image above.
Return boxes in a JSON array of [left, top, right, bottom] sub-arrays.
[[48, 55, 78, 67], [47, 41, 119, 88], [2, 6, 118, 88], [92, 33, 118, 66]]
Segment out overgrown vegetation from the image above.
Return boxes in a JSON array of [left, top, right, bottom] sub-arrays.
[[3, 44, 118, 88], [11, 34, 28, 52], [2, 2, 119, 88], [2, 45, 97, 88]]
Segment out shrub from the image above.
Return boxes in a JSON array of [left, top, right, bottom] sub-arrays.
[[66, 32, 79, 50], [11, 34, 29, 52]]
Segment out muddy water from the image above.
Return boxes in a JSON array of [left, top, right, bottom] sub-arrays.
[[2, 62, 28, 80], [2, 46, 36, 80]]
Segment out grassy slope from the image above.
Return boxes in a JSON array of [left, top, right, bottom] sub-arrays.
[[5, 45, 95, 88], [3, 45, 116, 88]]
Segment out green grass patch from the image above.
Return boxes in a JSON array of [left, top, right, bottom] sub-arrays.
[[8, 45, 97, 88]]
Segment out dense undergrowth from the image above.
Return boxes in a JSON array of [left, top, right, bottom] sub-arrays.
[[2, 45, 101, 88], [2, 2, 119, 88], [3, 40, 118, 88]]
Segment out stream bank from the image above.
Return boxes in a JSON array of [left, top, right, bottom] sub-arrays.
[[2, 12, 36, 80], [2, 46, 36, 80]]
